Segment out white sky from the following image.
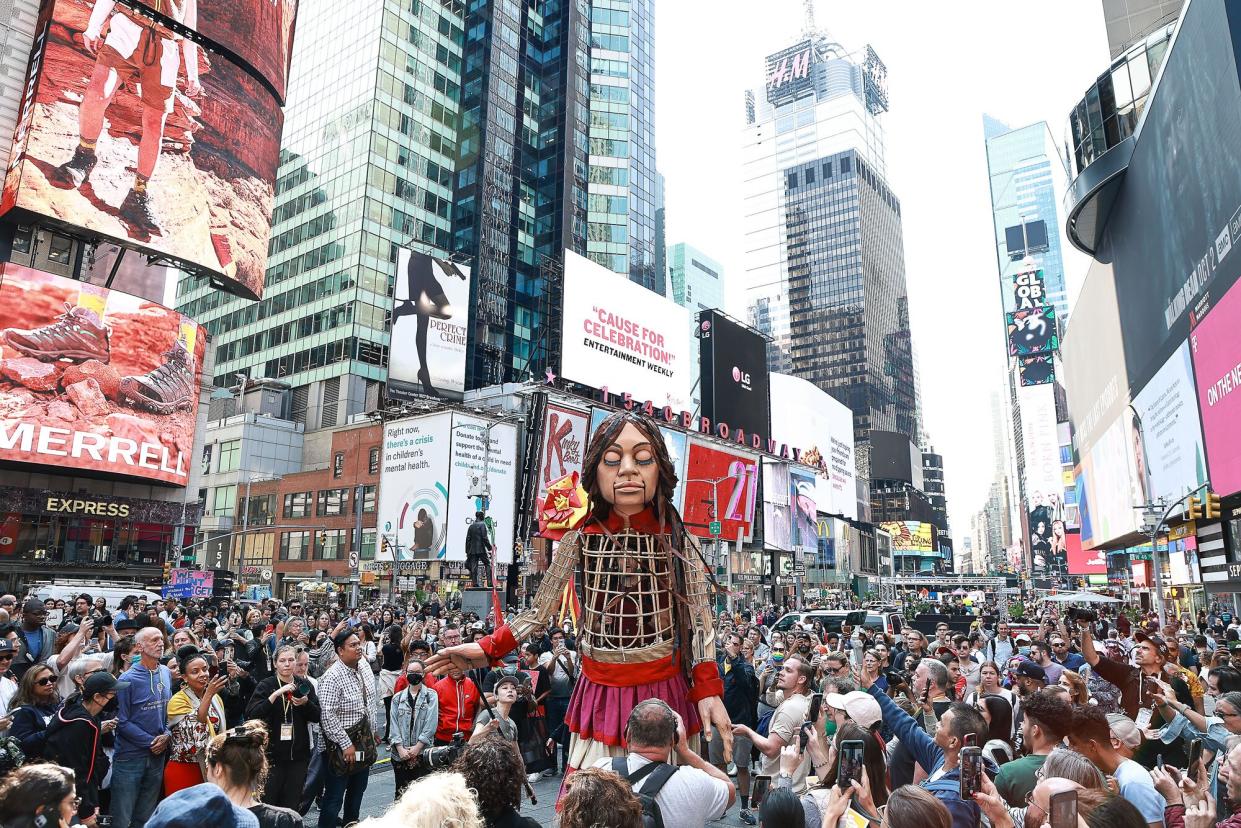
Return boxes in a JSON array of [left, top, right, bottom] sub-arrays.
[[655, 0, 1110, 544]]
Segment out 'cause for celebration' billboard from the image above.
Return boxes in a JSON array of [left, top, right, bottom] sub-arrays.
[[2, 0, 287, 300], [387, 249, 470, 402], [0, 263, 205, 485], [561, 250, 691, 410]]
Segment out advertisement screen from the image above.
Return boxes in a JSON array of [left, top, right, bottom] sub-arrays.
[[698, 309, 771, 443], [768, 372, 857, 520], [129, 0, 299, 102], [790, 466, 818, 558], [1191, 277, 1241, 495], [1065, 530, 1106, 575], [387, 249, 470, 402], [446, 413, 516, 565], [1006, 306, 1058, 355], [561, 250, 691, 410], [1012, 268, 1047, 310], [1133, 339, 1208, 502], [536, 401, 588, 501], [0, 263, 203, 485], [1019, 354, 1054, 386], [880, 521, 934, 554], [682, 440, 758, 541], [2, 0, 285, 300], [1077, 413, 1145, 549], [761, 459, 791, 551]]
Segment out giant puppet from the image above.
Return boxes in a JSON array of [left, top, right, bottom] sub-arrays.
[[427, 410, 732, 770]]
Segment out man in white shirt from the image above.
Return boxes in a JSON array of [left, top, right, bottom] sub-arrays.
[[595, 699, 734, 828]]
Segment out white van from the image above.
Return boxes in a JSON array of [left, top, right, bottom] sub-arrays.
[[27, 581, 164, 611], [772, 609, 906, 642]]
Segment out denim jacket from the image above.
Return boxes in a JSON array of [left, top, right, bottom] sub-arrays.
[[388, 683, 438, 750]]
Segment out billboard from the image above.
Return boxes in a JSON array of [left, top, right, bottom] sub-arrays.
[[1, 0, 286, 300], [1006, 306, 1058, 355], [789, 466, 818, 559], [536, 401, 588, 502], [761, 459, 791, 551], [1133, 339, 1208, 502], [698, 310, 770, 445], [880, 521, 934, 554], [1065, 530, 1106, 575], [1019, 354, 1054, 386], [379, 412, 517, 565], [164, 568, 212, 599], [768, 372, 857, 520], [128, 0, 299, 102], [0, 263, 204, 485], [1077, 413, 1145, 549], [387, 250, 470, 402], [682, 440, 758, 541], [765, 39, 816, 105], [1012, 268, 1047, 310], [561, 250, 691, 410], [1191, 278, 1241, 495]]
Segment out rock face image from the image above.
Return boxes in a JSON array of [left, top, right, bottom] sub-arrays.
[[0, 264, 205, 486], [1, 0, 283, 300]]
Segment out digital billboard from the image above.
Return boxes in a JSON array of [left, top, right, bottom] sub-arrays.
[[698, 309, 770, 444], [879, 521, 934, 555], [769, 372, 857, 520], [761, 459, 791, 551], [789, 466, 818, 559], [1006, 306, 1058, 355], [128, 0, 299, 102], [1191, 278, 1241, 496], [682, 440, 758, 542], [446, 413, 517, 565], [1, 0, 286, 300], [1012, 268, 1047, 310], [1019, 355, 1054, 386], [387, 250, 470, 402], [561, 250, 691, 410], [1133, 340, 1208, 502], [536, 402, 588, 500], [1064, 530, 1106, 575], [0, 263, 205, 486]]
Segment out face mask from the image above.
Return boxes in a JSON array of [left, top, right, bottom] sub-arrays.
[[407, 672, 424, 685], [823, 720, 837, 738], [102, 696, 119, 715], [1018, 646, 1031, 656]]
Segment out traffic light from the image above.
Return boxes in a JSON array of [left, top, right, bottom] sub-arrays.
[[381, 536, 390, 557], [1206, 491, 1223, 520], [1186, 495, 1203, 521], [318, 531, 328, 547]]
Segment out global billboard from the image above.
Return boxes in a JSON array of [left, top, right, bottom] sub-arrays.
[[698, 310, 770, 447], [768, 372, 857, 520], [1006, 306, 1058, 356], [561, 250, 691, 411], [682, 439, 758, 542], [535, 401, 589, 504], [761, 459, 791, 551], [387, 249, 470, 402], [0, 263, 205, 486], [1, 0, 287, 300], [1133, 339, 1207, 503]]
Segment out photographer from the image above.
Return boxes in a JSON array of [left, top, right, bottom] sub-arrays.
[[247, 644, 321, 811], [731, 655, 815, 796]]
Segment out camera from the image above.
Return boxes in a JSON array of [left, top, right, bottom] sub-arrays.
[[1066, 607, 1098, 624], [885, 670, 909, 688], [97, 613, 113, 629], [424, 731, 466, 769]]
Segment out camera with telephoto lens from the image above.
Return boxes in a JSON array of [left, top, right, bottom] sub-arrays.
[[423, 731, 466, 769], [1067, 606, 1098, 624], [885, 670, 909, 688]]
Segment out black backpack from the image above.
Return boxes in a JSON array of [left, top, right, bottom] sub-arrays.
[[611, 757, 678, 828]]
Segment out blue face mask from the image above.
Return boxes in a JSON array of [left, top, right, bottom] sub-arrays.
[[1018, 646, 1031, 656]]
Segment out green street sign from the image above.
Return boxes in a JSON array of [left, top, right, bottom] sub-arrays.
[[709, 521, 722, 536]]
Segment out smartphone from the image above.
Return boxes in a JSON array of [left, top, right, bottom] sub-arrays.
[[1049, 789, 1078, 828], [808, 692, 824, 726], [958, 745, 983, 800], [837, 739, 864, 791], [964, 732, 978, 748], [752, 775, 771, 807], [1188, 738, 1203, 782]]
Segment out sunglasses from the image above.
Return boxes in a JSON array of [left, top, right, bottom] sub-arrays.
[[36, 676, 56, 686]]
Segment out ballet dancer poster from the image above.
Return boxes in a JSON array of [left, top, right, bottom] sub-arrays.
[[388, 248, 470, 402]]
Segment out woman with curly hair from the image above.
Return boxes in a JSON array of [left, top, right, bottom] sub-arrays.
[[454, 735, 539, 827], [560, 767, 644, 828], [355, 772, 481, 828]]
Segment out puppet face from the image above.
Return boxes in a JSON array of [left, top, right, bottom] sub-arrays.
[[596, 422, 659, 515]]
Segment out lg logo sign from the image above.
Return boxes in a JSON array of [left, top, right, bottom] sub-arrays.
[[731, 366, 752, 391]]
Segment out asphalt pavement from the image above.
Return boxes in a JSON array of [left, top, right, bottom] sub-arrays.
[[302, 748, 753, 827]]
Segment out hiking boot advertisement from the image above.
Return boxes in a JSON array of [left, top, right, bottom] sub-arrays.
[[387, 249, 471, 403], [0, 0, 296, 301], [0, 264, 205, 486]]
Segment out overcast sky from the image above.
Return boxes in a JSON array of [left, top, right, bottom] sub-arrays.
[[655, 0, 1110, 543]]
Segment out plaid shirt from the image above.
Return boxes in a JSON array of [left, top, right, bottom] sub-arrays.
[[317, 660, 380, 751]]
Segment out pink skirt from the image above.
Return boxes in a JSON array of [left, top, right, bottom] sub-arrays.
[[565, 670, 700, 747]]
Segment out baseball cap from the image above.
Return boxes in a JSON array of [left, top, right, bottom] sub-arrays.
[[83, 671, 125, 698], [1134, 630, 1171, 661], [1014, 633, 1032, 643], [23, 598, 45, 613], [1106, 713, 1143, 749], [829, 690, 882, 730], [1014, 660, 1047, 682], [146, 783, 258, 828], [0, 639, 14, 654], [493, 673, 522, 691]]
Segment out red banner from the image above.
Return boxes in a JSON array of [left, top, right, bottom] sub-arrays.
[[682, 440, 759, 541]]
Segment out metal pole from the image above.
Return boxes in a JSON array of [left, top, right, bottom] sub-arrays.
[[241, 475, 251, 596], [351, 484, 362, 608]]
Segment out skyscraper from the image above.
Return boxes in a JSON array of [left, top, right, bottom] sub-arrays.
[[1102, 0, 1182, 57], [667, 242, 724, 410], [177, 0, 467, 427]]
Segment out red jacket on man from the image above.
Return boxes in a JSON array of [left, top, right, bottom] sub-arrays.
[[429, 673, 480, 743]]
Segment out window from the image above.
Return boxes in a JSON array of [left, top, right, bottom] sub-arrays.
[[317, 488, 348, 516], [332, 452, 344, 478], [283, 491, 311, 519], [361, 529, 377, 560], [804, 166, 815, 184], [787, 170, 798, 189], [353, 485, 377, 515], [211, 485, 237, 518], [369, 447, 381, 475], [280, 530, 310, 560], [316, 529, 347, 560], [218, 440, 241, 473], [243, 494, 276, 527]]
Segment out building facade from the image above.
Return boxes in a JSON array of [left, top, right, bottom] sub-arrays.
[[667, 242, 724, 410]]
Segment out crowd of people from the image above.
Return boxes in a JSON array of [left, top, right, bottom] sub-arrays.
[[3, 589, 1241, 828]]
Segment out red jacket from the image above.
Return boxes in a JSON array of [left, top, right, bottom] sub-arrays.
[[1165, 803, 1241, 828], [430, 674, 480, 743]]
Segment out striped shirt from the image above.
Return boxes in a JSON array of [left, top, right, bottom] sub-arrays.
[[317, 660, 379, 751]]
